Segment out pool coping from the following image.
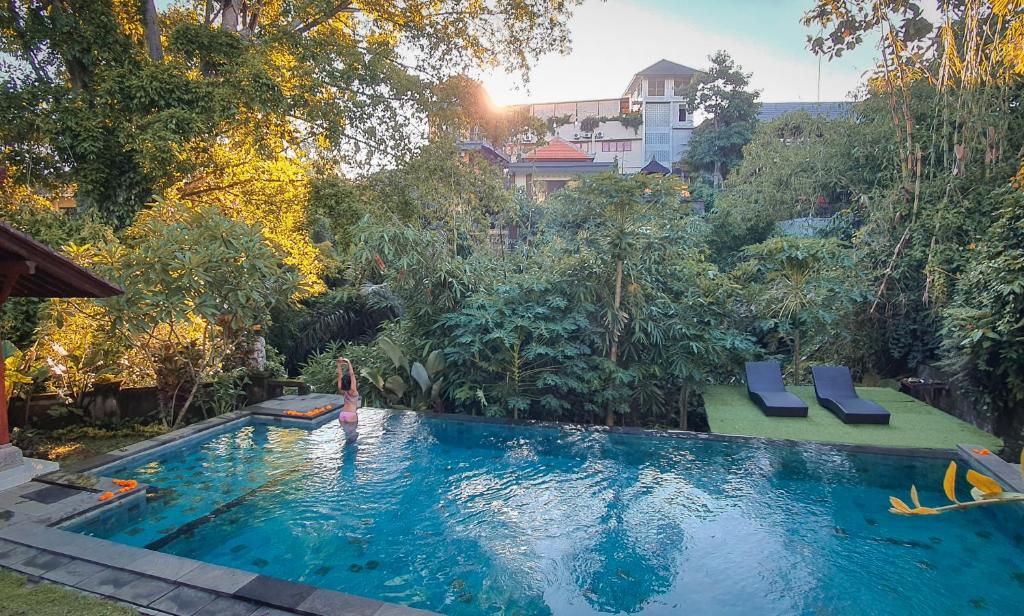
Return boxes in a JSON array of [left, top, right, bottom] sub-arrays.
[[0, 398, 997, 616]]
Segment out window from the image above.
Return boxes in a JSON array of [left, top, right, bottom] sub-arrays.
[[601, 141, 633, 152], [648, 78, 665, 96], [673, 78, 688, 94], [677, 105, 687, 122]]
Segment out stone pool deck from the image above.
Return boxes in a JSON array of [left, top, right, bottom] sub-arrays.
[[0, 397, 437, 616]]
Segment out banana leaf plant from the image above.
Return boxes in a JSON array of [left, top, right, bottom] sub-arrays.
[[360, 336, 446, 411], [3, 341, 49, 429]]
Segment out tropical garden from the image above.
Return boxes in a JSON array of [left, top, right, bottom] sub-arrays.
[[1, 0, 1023, 464]]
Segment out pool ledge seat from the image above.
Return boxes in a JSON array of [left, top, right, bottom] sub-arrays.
[[811, 366, 891, 425], [745, 361, 808, 418]]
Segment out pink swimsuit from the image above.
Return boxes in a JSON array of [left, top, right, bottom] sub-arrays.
[[339, 391, 360, 423]]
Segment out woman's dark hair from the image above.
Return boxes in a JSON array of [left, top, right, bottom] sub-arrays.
[[341, 374, 352, 390]]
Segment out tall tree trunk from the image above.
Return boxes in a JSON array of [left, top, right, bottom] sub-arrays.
[[712, 116, 723, 187], [140, 0, 164, 62], [173, 378, 202, 429], [678, 386, 690, 430], [221, 0, 239, 32], [50, 0, 88, 90], [605, 258, 624, 427]]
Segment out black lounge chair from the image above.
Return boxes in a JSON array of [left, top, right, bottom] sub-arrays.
[[811, 365, 890, 425], [745, 361, 808, 417]]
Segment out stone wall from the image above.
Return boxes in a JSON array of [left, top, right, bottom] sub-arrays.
[[9, 377, 294, 430]]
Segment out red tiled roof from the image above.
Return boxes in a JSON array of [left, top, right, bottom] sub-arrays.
[[523, 138, 594, 162]]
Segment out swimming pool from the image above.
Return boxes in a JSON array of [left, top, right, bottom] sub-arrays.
[[68, 409, 1024, 615]]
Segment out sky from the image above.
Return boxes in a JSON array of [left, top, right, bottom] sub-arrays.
[[477, 0, 884, 107]]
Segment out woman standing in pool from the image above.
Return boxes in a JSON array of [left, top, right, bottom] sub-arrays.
[[337, 357, 360, 440]]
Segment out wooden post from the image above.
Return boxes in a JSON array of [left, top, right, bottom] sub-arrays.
[[0, 341, 8, 445]]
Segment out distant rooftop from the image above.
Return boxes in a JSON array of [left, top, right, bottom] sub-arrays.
[[639, 158, 671, 175], [634, 59, 701, 77], [624, 59, 702, 96], [522, 138, 593, 162], [757, 101, 855, 123], [457, 139, 510, 165]]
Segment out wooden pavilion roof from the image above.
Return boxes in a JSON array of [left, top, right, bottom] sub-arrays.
[[0, 222, 122, 300]]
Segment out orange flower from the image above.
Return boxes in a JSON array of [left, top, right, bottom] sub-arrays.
[[972, 448, 991, 456], [99, 491, 114, 501], [112, 478, 138, 489]]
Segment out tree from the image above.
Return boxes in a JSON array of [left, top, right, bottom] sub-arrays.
[[0, 0, 581, 225], [706, 109, 895, 260], [680, 50, 761, 186], [362, 139, 516, 255], [942, 190, 1024, 452], [69, 200, 299, 427], [542, 173, 750, 427], [737, 237, 867, 382], [442, 273, 597, 420]]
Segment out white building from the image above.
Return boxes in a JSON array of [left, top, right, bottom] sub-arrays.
[[510, 59, 699, 173]]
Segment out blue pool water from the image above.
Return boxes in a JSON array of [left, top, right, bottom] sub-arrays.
[[69, 410, 1024, 615]]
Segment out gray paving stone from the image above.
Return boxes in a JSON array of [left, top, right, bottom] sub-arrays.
[[41, 558, 107, 585], [113, 441, 159, 455], [34, 471, 103, 490], [8, 550, 71, 576], [0, 522, 57, 544], [235, 575, 315, 609], [0, 542, 39, 567], [76, 567, 142, 595], [149, 585, 217, 615], [72, 537, 147, 568], [249, 608, 296, 616], [177, 562, 257, 594], [193, 595, 259, 616], [129, 551, 202, 580], [20, 484, 81, 504], [111, 575, 176, 605], [0, 524, 106, 556], [297, 588, 383, 616], [0, 508, 28, 528]]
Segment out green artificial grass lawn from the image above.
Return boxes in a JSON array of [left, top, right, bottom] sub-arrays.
[[0, 570, 137, 616], [705, 384, 1003, 451]]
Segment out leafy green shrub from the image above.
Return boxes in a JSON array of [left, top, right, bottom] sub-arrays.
[[442, 275, 597, 419], [300, 340, 390, 401], [735, 237, 869, 382], [71, 200, 299, 427], [943, 190, 1024, 448]]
